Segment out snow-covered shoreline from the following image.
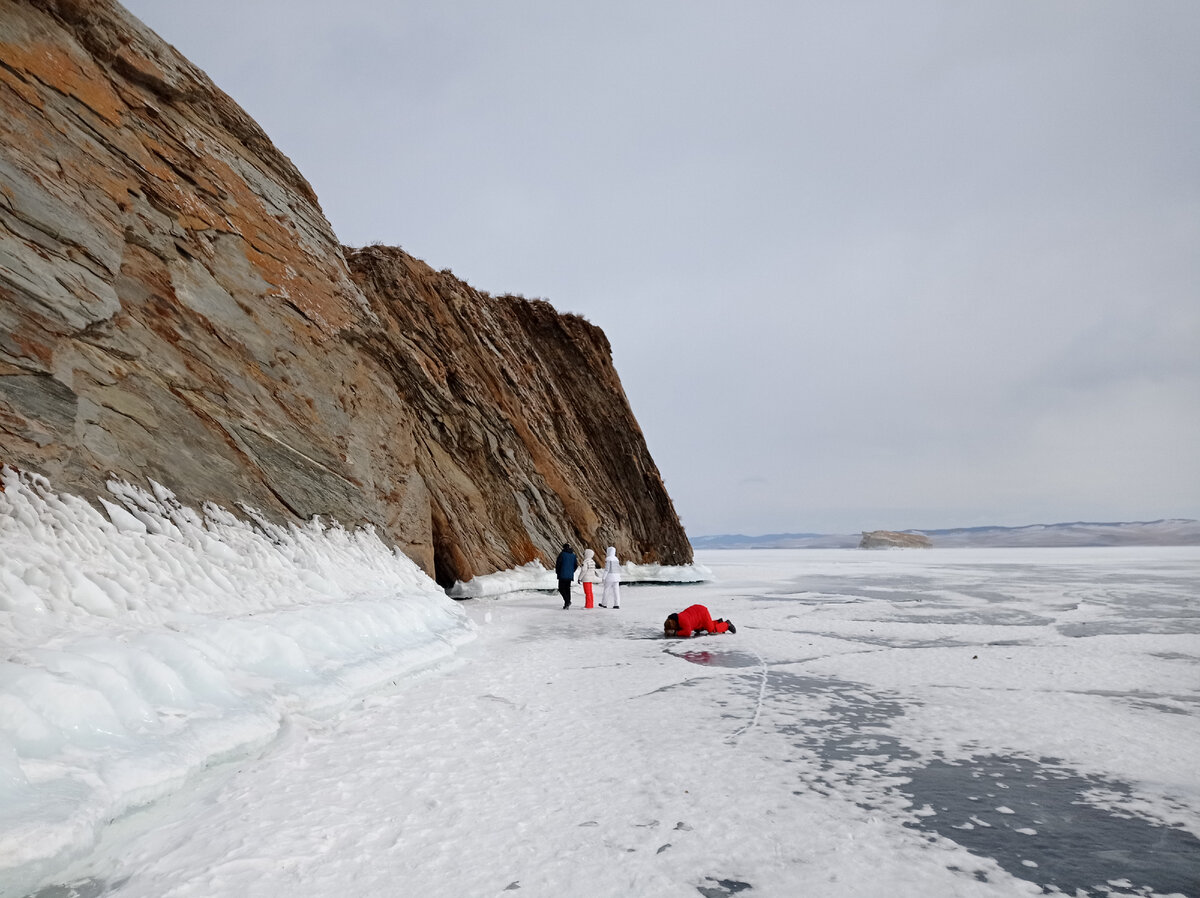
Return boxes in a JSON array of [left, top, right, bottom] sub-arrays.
[[0, 467, 475, 895], [5, 468, 1197, 897], [19, 544, 1199, 898], [0, 467, 711, 894], [446, 558, 714, 599]]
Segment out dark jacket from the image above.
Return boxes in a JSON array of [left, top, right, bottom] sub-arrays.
[[555, 549, 578, 581]]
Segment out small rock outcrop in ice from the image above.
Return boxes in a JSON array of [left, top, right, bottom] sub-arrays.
[[858, 530, 933, 549]]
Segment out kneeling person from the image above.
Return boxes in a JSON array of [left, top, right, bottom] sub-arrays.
[[664, 604, 735, 638]]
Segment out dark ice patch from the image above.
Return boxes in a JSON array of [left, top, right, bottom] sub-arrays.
[[25, 877, 128, 898], [768, 671, 920, 778], [697, 877, 752, 897], [1059, 618, 1200, 638], [747, 671, 1200, 897], [900, 756, 1200, 897]]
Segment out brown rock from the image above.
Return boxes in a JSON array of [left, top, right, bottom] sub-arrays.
[[0, 0, 691, 587], [858, 530, 933, 549]]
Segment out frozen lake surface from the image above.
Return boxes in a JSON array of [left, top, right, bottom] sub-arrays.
[[24, 547, 1200, 897]]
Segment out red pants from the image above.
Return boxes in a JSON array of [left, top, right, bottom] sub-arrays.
[[583, 582, 594, 608]]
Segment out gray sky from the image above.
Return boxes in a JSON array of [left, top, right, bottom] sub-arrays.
[[120, 0, 1200, 536]]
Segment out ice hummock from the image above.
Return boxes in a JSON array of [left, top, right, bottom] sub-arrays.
[[0, 466, 475, 894]]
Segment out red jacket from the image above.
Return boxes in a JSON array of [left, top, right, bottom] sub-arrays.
[[674, 604, 728, 637]]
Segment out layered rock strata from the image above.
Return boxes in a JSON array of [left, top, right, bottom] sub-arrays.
[[0, 0, 691, 586]]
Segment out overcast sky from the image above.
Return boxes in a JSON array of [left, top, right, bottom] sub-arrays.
[[120, 1, 1199, 536]]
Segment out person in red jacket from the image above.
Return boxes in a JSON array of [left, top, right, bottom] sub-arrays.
[[663, 604, 735, 638]]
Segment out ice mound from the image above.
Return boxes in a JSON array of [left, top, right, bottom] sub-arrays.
[[0, 466, 475, 894]]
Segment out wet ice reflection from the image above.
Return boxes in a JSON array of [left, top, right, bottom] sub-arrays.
[[759, 671, 1200, 895]]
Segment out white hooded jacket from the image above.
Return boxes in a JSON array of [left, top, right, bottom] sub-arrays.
[[603, 546, 621, 582], [576, 548, 599, 584]]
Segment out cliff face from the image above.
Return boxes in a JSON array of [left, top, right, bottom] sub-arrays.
[[0, 0, 691, 586], [343, 247, 692, 582]]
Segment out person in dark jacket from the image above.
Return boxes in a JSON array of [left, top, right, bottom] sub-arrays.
[[555, 544, 578, 609], [663, 604, 735, 637]]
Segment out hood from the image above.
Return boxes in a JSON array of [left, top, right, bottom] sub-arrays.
[[606, 547, 617, 558], [584, 549, 594, 560]]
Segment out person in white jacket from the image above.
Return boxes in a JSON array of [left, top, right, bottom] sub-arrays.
[[575, 548, 599, 608], [598, 546, 621, 609]]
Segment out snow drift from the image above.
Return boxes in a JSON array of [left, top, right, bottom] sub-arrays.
[[0, 466, 475, 895]]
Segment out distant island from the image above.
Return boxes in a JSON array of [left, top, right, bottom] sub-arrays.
[[691, 519, 1200, 549], [859, 530, 933, 549]]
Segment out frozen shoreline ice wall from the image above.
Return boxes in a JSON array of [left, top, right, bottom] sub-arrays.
[[0, 466, 475, 895]]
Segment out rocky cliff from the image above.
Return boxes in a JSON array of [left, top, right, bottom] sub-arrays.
[[0, 0, 691, 586]]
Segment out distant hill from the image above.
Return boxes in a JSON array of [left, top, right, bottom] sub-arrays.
[[691, 519, 1200, 549], [920, 519, 1200, 547], [689, 532, 859, 550]]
